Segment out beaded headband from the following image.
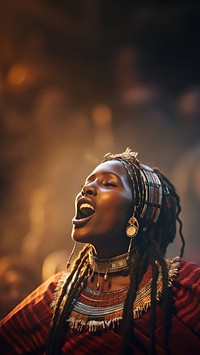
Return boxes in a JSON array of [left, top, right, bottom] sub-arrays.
[[102, 148, 163, 224]]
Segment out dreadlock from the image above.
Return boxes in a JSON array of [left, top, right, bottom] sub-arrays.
[[46, 148, 185, 355], [154, 169, 185, 258], [46, 244, 92, 355]]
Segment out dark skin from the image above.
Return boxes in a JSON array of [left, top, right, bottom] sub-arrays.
[[71, 160, 135, 292]]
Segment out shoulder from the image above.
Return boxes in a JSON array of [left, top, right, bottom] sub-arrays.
[[173, 258, 200, 289], [1, 271, 66, 323], [172, 259, 200, 335]]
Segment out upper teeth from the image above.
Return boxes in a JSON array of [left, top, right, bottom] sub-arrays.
[[80, 203, 94, 210]]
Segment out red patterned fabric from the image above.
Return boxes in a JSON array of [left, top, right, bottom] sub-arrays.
[[0, 259, 200, 354]]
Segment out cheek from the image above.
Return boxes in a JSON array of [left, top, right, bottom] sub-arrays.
[[100, 191, 132, 212], [98, 192, 133, 225]]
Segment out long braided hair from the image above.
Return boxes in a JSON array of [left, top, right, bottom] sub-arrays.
[[46, 148, 185, 355]]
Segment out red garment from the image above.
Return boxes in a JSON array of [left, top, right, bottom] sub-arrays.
[[0, 259, 200, 354]]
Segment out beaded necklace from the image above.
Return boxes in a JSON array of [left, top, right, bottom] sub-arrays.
[[51, 256, 180, 332], [88, 251, 132, 288]]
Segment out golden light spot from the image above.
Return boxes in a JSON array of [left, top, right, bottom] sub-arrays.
[[91, 104, 112, 126], [7, 64, 27, 86]]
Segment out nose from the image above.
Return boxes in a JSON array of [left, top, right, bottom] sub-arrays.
[[81, 184, 97, 196]]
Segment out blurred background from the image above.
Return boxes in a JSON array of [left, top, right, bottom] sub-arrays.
[[0, 0, 200, 316]]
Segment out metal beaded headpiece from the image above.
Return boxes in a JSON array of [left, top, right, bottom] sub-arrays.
[[102, 148, 163, 224]]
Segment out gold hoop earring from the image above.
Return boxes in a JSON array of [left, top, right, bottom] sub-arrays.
[[126, 216, 139, 254], [126, 216, 139, 237]]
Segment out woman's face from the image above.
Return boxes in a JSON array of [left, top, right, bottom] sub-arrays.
[[71, 160, 134, 256]]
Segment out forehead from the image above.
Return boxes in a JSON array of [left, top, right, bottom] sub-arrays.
[[89, 160, 128, 179]]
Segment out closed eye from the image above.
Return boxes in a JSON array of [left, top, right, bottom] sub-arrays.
[[103, 182, 117, 187]]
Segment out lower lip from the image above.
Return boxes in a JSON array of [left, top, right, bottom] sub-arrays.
[[72, 213, 94, 227]]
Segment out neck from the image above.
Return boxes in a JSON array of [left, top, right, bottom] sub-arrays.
[[91, 236, 130, 259]]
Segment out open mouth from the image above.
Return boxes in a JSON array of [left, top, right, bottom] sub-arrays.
[[72, 199, 95, 226], [78, 203, 95, 219]]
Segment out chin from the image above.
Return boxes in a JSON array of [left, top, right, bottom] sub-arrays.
[[71, 227, 91, 244]]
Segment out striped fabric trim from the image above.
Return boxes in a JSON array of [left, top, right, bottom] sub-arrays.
[[173, 259, 200, 334]]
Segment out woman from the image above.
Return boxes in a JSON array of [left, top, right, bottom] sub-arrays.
[[0, 148, 200, 354]]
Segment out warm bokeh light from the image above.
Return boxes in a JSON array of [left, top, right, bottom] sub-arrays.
[[91, 104, 112, 126], [0, 1, 200, 294], [7, 64, 28, 86]]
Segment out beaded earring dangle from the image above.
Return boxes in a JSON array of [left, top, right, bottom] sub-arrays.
[[66, 242, 77, 269]]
